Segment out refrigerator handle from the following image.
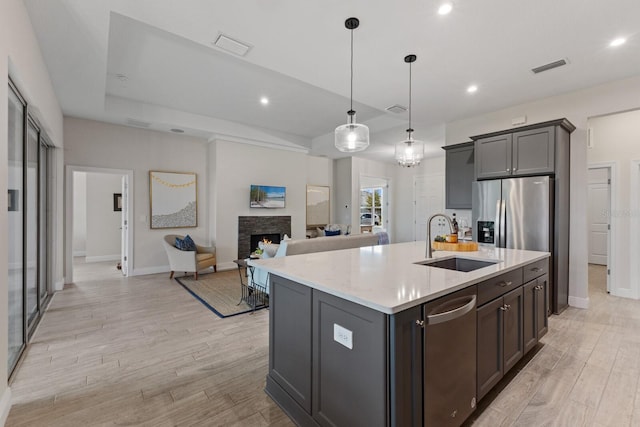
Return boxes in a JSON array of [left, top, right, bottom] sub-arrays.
[[494, 200, 501, 248], [499, 199, 507, 248]]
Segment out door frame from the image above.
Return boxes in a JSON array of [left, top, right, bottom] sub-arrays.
[[587, 162, 615, 294], [630, 160, 640, 299], [64, 165, 134, 286]]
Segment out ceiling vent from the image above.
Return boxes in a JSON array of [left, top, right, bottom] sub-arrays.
[[531, 59, 568, 74], [386, 104, 407, 114], [126, 118, 151, 128], [213, 33, 252, 57]]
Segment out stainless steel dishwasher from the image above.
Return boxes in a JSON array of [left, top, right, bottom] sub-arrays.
[[423, 286, 477, 426]]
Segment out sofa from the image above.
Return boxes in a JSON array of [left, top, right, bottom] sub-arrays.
[[249, 233, 383, 293]]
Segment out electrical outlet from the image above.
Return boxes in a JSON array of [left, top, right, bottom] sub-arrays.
[[333, 323, 353, 349]]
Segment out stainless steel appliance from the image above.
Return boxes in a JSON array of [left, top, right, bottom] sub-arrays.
[[424, 286, 477, 427], [472, 176, 553, 252], [473, 176, 563, 313]]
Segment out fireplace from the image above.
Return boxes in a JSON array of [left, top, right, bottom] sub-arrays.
[[250, 233, 281, 254], [238, 216, 291, 259]]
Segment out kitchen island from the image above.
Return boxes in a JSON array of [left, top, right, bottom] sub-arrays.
[[250, 241, 550, 427]]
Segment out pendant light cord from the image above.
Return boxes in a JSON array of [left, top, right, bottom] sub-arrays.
[[408, 60, 412, 136], [350, 28, 354, 115]]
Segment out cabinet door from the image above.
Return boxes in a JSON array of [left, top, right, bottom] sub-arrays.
[[503, 287, 524, 373], [446, 144, 474, 209], [512, 126, 555, 176], [389, 306, 423, 427], [475, 134, 512, 179], [476, 298, 504, 401], [523, 280, 537, 354], [269, 276, 313, 412], [535, 274, 549, 340]]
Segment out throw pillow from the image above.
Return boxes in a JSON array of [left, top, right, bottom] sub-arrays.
[[183, 235, 197, 251], [175, 235, 196, 251], [324, 229, 341, 236], [263, 243, 279, 258]]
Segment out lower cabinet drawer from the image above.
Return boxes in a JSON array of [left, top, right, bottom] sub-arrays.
[[523, 257, 549, 283], [477, 269, 523, 306]]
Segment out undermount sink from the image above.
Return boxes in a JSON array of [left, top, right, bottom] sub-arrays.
[[415, 256, 499, 272]]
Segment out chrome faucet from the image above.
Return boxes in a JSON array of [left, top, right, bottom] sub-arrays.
[[426, 213, 455, 258]]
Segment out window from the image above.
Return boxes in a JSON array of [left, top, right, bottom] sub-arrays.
[[360, 187, 383, 229]]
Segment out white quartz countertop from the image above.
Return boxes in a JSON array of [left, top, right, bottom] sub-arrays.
[[249, 241, 549, 314]]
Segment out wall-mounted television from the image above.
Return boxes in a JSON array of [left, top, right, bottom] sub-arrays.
[[250, 185, 286, 208]]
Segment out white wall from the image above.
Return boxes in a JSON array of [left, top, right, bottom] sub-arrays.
[[588, 109, 640, 298], [445, 75, 640, 308], [0, 0, 64, 419], [211, 139, 332, 269], [73, 172, 87, 256], [64, 117, 209, 276], [85, 173, 122, 262]]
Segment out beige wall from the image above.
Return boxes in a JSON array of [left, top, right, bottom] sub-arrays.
[[0, 0, 64, 420], [588, 109, 640, 298], [210, 139, 332, 270], [446, 75, 640, 308], [85, 173, 123, 262]]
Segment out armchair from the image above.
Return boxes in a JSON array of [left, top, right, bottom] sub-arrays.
[[162, 234, 217, 279]]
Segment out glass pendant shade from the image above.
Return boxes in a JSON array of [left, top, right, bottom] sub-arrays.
[[335, 113, 370, 152], [395, 137, 425, 167]]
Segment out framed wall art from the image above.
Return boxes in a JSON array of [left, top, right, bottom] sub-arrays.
[[149, 171, 197, 229], [306, 185, 330, 227]]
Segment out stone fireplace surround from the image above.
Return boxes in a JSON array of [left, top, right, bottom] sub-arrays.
[[238, 216, 291, 260]]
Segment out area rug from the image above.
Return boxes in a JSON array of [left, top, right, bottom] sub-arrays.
[[175, 270, 267, 318]]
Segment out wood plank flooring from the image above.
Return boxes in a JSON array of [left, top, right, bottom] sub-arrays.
[[7, 262, 639, 426]]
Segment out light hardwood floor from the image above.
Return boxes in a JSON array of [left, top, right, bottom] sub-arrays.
[[7, 262, 638, 426]]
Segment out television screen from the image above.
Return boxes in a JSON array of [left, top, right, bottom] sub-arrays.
[[250, 185, 286, 208]]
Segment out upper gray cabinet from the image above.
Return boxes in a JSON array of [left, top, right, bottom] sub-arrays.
[[472, 119, 575, 180], [443, 142, 475, 209]]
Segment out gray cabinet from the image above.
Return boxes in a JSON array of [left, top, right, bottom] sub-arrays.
[[524, 273, 549, 354], [444, 142, 475, 209], [312, 290, 387, 427], [472, 120, 573, 180], [476, 287, 523, 401], [475, 134, 512, 179]]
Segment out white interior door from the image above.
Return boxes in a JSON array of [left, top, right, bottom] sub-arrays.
[[121, 176, 129, 276], [587, 168, 610, 265], [414, 174, 445, 241]]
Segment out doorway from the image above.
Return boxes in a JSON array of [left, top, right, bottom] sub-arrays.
[[587, 165, 612, 294], [65, 166, 133, 284], [360, 176, 390, 236]]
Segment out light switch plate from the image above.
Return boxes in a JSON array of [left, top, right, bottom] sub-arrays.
[[333, 323, 353, 349]]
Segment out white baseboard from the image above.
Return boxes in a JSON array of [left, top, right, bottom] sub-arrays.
[[73, 250, 86, 257], [0, 386, 12, 426], [55, 278, 65, 292], [217, 261, 238, 272], [84, 255, 120, 263], [131, 265, 170, 276], [610, 288, 639, 300], [568, 295, 589, 309]]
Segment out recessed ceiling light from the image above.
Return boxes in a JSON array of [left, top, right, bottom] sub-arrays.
[[467, 85, 478, 93], [260, 97, 269, 105], [170, 128, 184, 133], [438, 2, 453, 15], [610, 37, 626, 47]]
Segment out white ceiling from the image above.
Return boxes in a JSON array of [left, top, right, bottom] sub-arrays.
[[24, 0, 640, 163]]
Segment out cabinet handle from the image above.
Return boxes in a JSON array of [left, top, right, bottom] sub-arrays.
[[531, 267, 542, 272], [534, 285, 543, 291], [499, 304, 511, 311], [415, 320, 425, 328], [505, 304, 511, 310], [513, 167, 517, 171], [498, 281, 513, 287], [506, 168, 511, 172]]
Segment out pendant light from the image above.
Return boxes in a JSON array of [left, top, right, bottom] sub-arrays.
[[335, 17, 369, 153], [395, 54, 424, 167]]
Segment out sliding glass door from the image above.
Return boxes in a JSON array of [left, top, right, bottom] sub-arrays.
[[7, 81, 52, 375], [8, 84, 26, 370]]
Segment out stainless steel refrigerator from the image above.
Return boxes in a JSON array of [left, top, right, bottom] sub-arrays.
[[472, 176, 567, 313], [472, 176, 553, 252]]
